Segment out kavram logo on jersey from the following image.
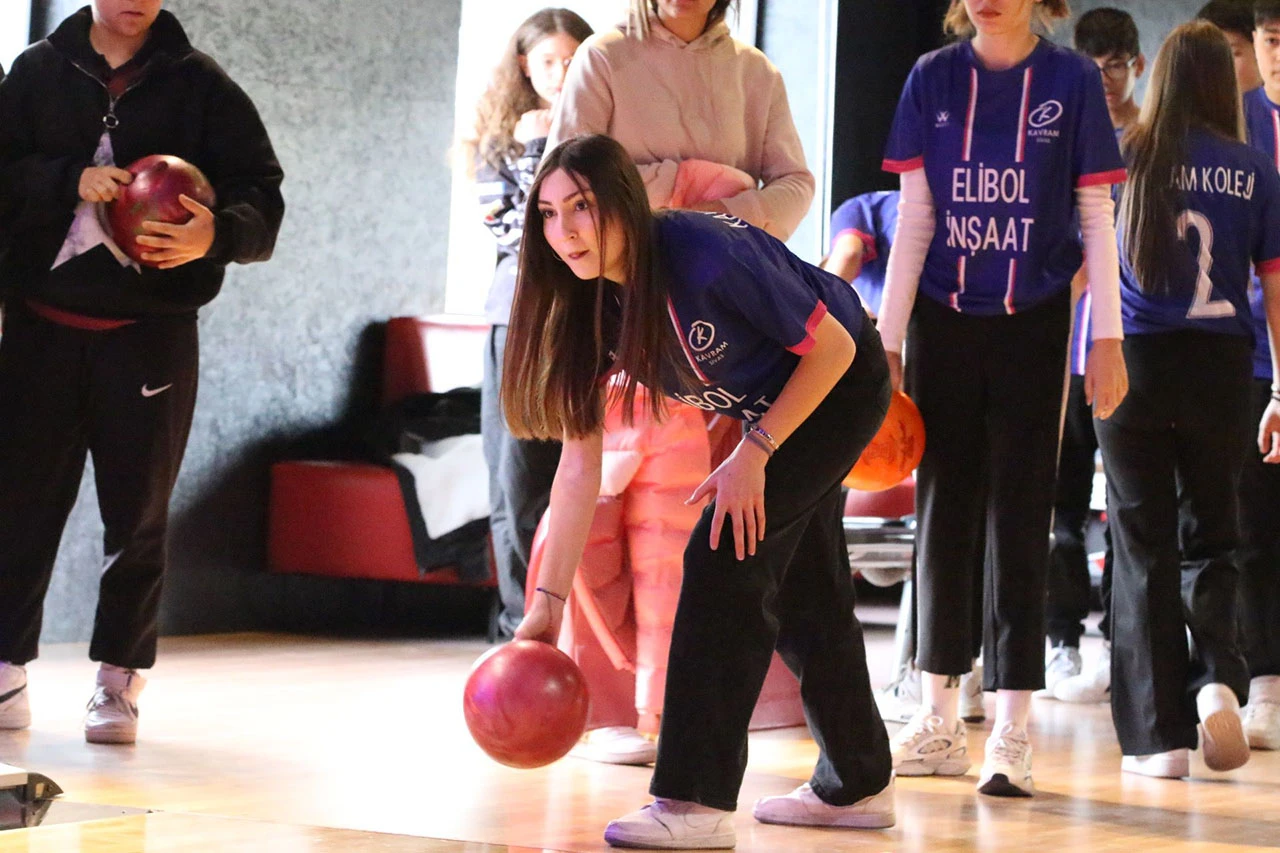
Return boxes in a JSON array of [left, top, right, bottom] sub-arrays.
[[1027, 100, 1063, 142], [688, 321, 716, 352], [1028, 100, 1063, 128], [936, 111, 951, 128]]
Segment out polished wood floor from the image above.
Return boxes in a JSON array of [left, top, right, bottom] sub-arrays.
[[0, 622, 1276, 851]]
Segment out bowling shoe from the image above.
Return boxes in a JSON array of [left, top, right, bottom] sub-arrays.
[[604, 799, 735, 849], [85, 666, 146, 745], [752, 778, 895, 828]]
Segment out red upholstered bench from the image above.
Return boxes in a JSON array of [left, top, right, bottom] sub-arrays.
[[267, 315, 494, 586]]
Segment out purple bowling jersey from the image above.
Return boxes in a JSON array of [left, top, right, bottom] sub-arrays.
[[1118, 128, 1280, 343], [654, 210, 868, 422], [1242, 86, 1280, 380], [829, 191, 899, 315], [883, 39, 1125, 315]]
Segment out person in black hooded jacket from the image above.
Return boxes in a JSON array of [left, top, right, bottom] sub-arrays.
[[0, 0, 284, 746]]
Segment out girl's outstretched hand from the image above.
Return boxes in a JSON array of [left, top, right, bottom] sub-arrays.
[[513, 589, 564, 644], [687, 436, 768, 561]]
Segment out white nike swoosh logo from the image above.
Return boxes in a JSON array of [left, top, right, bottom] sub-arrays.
[[141, 384, 173, 398]]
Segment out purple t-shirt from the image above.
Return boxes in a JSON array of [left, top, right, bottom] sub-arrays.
[[654, 210, 867, 422], [829, 191, 898, 315], [1242, 87, 1280, 380], [1118, 128, 1280, 343], [883, 39, 1125, 315]]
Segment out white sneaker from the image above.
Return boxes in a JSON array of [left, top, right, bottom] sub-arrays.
[[1053, 643, 1110, 704], [875, 662, 921, 724], [753, 779, 895, 829], [0, 663, 31, 730], [84, 667, 145, 745], [604, 799, 735, 849], [1121, 749, 1190, 779], [570, 726, 657, 765], [1042, 644, 1082, 695], [890, 714, 971, 776], [977, 723, 1034, 797], [1196, 683, 1249, 772], [1241, 702, 1280, 751], [960, 665, 986, 723]]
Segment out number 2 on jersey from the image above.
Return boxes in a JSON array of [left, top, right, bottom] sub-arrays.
[[1178, 209, 1235, 320]]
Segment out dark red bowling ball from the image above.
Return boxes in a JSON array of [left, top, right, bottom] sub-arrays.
[[106, 155, 216, 267], [463, 640, 589, 769]]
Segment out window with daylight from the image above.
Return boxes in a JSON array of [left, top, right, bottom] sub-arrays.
[[0, 1, 31, 74]]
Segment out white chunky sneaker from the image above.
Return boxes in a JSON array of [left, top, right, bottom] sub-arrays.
[[1042, 644, 1082, 696], [604, 799, 735, 849], [0, 663, 31, 730], [875, 662, 922, 724], [753, 779, 895, 829], [1121, 749, 1190, 779], [84, 667, 145, 745], [890, 714, 971, 776], [570, 726, 658, 765], [1241, 702, 1280, 751], [1053, 643, 1110, 704], [977, 723, 1034, 797], [960, 665, 986, 723], [1196, 684, 1249, 771]]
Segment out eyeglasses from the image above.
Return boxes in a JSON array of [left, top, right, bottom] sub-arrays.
[[1097, 56, 1138, 82]]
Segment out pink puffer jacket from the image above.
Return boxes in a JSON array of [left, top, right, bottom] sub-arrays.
[[528, 390, 709, 732]]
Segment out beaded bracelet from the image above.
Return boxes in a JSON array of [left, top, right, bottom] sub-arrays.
[[747, 423, 779, 454], [744, 429, 775, 458], [535, 586, 567, 603]]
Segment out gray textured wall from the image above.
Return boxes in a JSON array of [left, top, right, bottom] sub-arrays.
[[32, 0, 462, 642]]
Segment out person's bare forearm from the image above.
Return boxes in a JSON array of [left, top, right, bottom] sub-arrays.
[[755, 312, 856, 448], [534, 431, 604, 598]]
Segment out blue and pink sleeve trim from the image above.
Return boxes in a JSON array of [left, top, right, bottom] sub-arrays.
[[786, 302, 829, 356]]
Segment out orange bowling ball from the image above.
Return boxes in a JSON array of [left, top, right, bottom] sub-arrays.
[[463, 640, 590, 769], [844, 390, 925, 492]]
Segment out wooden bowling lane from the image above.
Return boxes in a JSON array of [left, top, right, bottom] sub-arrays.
[[1, 631, 1278, 851], [0, 812, 558, 852]]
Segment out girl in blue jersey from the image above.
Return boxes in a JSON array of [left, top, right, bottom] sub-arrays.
[[878, 0, 1128, 797], [505, 134, 895, 849], [1103, 20, 1280, 779]]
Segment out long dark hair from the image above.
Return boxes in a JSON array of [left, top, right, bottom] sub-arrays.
[[502, 135, 695, 440], [461, 9, 593, 176], [1118, 20, 1243, 295]]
